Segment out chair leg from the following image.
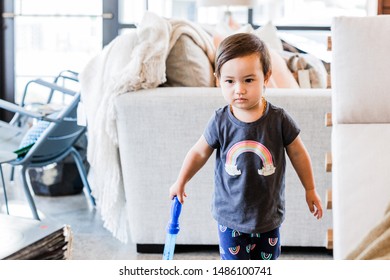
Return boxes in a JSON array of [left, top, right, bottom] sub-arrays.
[[20, 166, 40, 220], [70, 147, 96, 206], [0, 164, 9, 215], [10, 166, 15, 182]]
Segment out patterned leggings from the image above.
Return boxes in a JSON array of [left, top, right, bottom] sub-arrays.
[[218, 224, 281, 260]]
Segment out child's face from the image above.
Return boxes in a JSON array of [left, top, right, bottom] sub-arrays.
[[217, 53, 268, 113]]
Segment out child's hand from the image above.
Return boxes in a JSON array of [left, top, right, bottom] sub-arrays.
[[305, 189, 323, 219], [169, 182, 187, 204]]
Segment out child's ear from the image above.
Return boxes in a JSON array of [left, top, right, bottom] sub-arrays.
[[264, 71, 272, 86]]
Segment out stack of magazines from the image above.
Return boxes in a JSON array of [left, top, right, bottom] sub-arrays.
[[0, 214, 72, 260]]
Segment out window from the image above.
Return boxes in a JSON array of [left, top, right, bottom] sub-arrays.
[[12, 0, 103, 102], [119, 0, 376, 27], [120, 0, 197, 28], [3, 0, 378, 105], [252, 0, 374, 27]]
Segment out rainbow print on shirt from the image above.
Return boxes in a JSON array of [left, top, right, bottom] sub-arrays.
[[225, 140, 276, 176]]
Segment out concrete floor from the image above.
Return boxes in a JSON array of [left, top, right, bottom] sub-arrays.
[[0, 165, 332, 260]]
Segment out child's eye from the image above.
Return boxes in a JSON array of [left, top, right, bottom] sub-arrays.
[[245, 78, 254, 83], [225, 79, 234, 84]]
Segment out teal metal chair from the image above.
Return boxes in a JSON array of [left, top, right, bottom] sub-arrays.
[[0, 78, 95, 220]]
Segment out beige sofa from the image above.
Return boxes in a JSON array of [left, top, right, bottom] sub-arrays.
[[114, 87, 332, 251], [79, 12, 333, 251], [332, 16, 390, 259]]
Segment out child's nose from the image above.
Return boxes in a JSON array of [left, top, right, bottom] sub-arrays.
[[234, 82, 246, 95]]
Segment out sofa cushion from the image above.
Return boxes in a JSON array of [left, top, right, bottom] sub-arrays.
[[332, 16, 390, 124], [332, 124, 390, 259], [164, 35, 215, 87]]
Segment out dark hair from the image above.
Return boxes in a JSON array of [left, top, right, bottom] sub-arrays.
[[214, 33, 272, 79]]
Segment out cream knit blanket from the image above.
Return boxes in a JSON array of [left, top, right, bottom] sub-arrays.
[[78, 12, 214, 242], [346, 202, 390, 260]]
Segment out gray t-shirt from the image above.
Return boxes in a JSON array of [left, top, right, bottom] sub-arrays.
[[203, 102, 300, 234]]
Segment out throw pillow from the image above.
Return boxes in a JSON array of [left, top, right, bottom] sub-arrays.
[[282, 51, 328, 88], [14, 120, 50, 157], [14, 112, 59, 158], [252, 22, 284, 52], [163, 34, 215, 87], [201, 20, 298, 89], [266, 48, 300, 89], [213, 23, 253, 48]]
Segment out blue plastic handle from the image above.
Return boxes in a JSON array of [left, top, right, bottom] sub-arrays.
[[167, 196, 182, 234]]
